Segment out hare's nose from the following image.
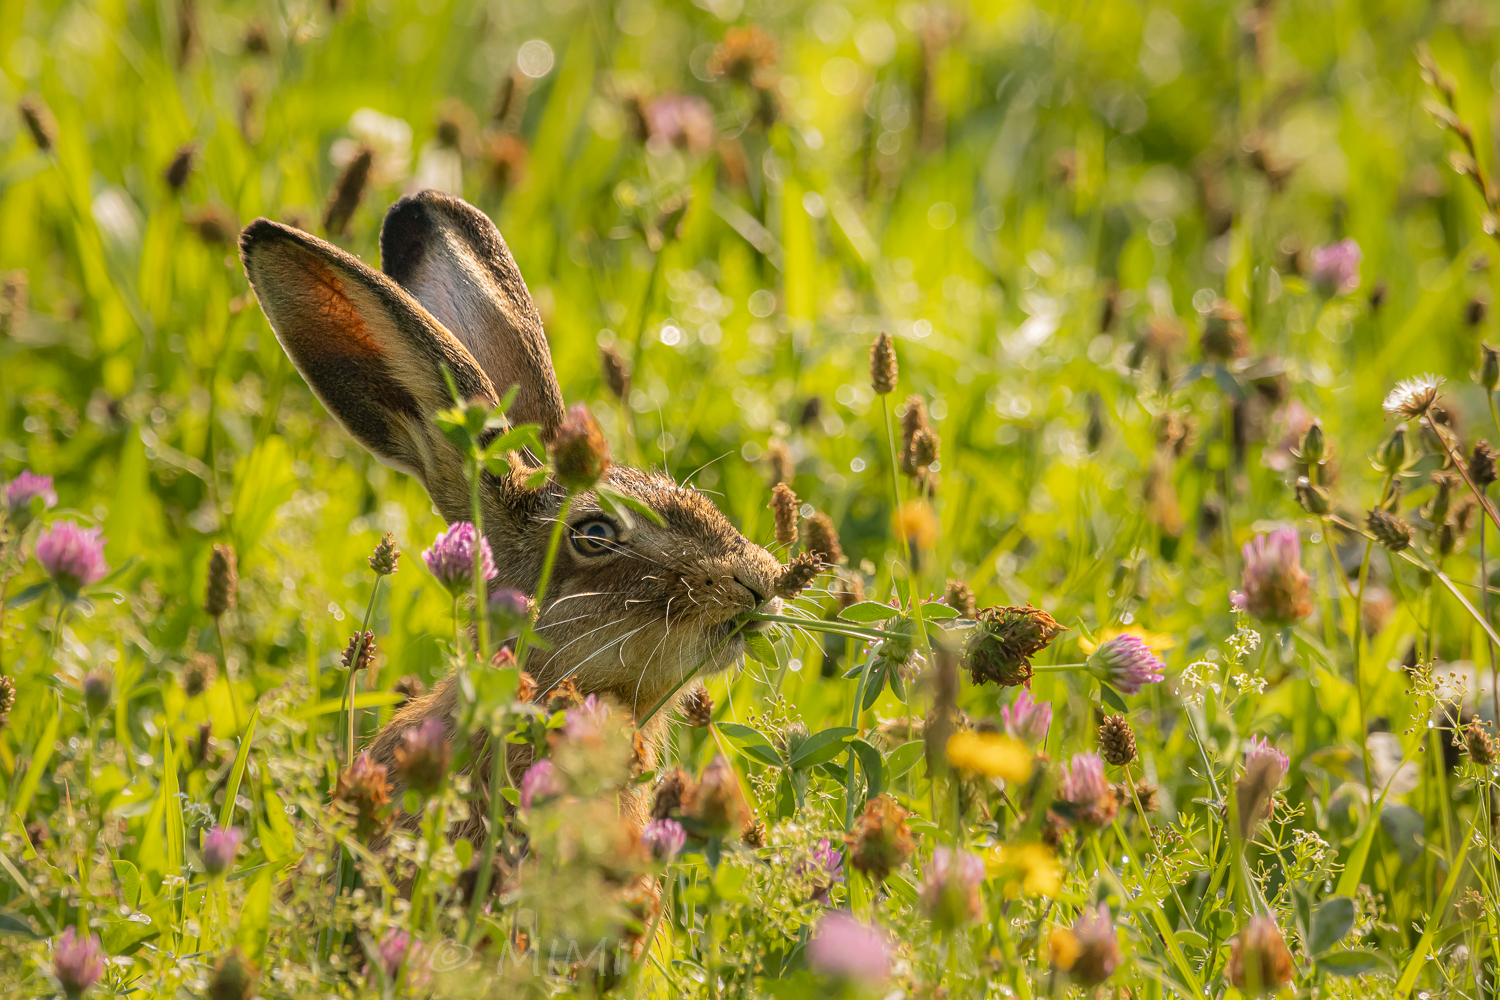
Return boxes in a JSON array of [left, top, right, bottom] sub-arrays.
[[733, 576, 766, 605]]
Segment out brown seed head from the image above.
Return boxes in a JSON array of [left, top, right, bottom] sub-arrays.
[[741, 819, 766, 848], [324, 145, 373, 238], [681, 755, 750, 836], [182, 652, 218, 698], [802, 511, 844, 565], [600, 345, 630, 401], [1366, 508, 1413, 552], [205, 544, 238, 618], [774, 552, 820, 600], [1097, 715, 1137, 766], [334, 753, 393, 841], [549, 403, 612, 493], [764, 439, 793, 487], [18, 95, 56, 152], [650, 767, 692, 820], [241, 21, 270, 55], [870, 332, 899, 394], [943, 579, 977, 618], [965, 605, 1065, 686], [682, 684, 714, 727], [0, 674, 14, 727], [1466, 721, 1497, 766], [164, 144, 197, 192], [341, 631, 376, 675], [769, 483, 799, 547], [208, 947, 258, 1000], [368, 532, 401, 576], [1472, 440, 1498, 488], [186, 204, 238, 245], [1200, 298, 1249, 361], [844, 794, 916, 882]]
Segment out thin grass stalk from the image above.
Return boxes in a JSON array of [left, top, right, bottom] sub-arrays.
[[470, 462, 490, 662], [463, 739, 508, 944], [880, 397, 930, 650], [842, 650, 874, 830], [517, 494, 574, 665], [216, 617, 244, 736]]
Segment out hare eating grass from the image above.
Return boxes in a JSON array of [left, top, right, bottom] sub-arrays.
[[238, 190, 783, 828]]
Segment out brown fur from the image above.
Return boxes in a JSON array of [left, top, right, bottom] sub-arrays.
[[240, 192, 782, 845]]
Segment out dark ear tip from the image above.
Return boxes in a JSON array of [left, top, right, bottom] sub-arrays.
[[239, 217, 297, 256]]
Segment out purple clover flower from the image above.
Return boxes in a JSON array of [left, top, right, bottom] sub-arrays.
[[806, 911, 890, 982], [642, 818, 687, 860], [643, 95, 715, 154], [53, 927, 106, 997], [919, 846, 986, 928], [1058, 751, 1119, 830], [201, 826, 242, 877], [1310, 238, 1361, 294], [794, 838, 846, 903], [1086, 634, 1166, 696], [1232, 526, 1313, 624], [35, 521, 109, 594], [5, 470, 57, 528], [421, 522, 497, 595], [519, 759, 561, 809], [563, 694, 610, 740], [378, 930, 410, 980], [1002, 689, 1053, 747], [1245, 735, 1290, 780]]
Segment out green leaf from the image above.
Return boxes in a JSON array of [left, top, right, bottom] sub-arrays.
[[1309, 896, 1356, 954], [744, 631, 779, 668], [1100, 684, 1127, 712], [0, 912, 39, 939], [788, 727, 858, 769], [920, 602, 960, 620], [13, 697, 60, 820], [861, 663, 889, 710], [716, 722, 784, 768], [886, 741, 926, 780], [5, 582, 50, 608], [112, 860, 140, 910], [1318, 949, 1392, 976], [598, 485, 668, 527], [839, 601, 897, 623], [219, 706, 261, 828], [848, 738, 885, 800], [237, 871, 272, 964]]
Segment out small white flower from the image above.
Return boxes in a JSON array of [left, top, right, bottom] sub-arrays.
[[1382, 374, 1445, 420]]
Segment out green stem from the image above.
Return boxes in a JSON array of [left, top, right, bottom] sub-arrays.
[[470, 465, 490, 663], [339, 575, 384, 769], [746, 612, 896, 641], [843, 652, 875, 830], [517, 494, 574, 666], [463, 735, 509, 944]]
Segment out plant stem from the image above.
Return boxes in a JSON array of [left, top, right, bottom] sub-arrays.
[[746, 612, 895, 641], [517, 494, 574, 666], [339, 575, 384, 769], [463, 738, 508, 945], [470, 463, 490, 662]]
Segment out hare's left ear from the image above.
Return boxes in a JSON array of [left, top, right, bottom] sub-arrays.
[[381, 191, 566, 438]]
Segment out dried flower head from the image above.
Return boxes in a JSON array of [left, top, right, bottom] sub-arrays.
[[201, 826, 242, 877], [549, 403, 612, 493], [1053, 904, 1122, 986], [341, 631, 376, 676], [600, 345, 630, 401], [205, 543, 237, 618], [802, 511, 844, 565], [422, 521, 498, 594], [1309, 238, 1362, 294], [53, 927, 106, 997], [324, 145, 373, 237], [642, 818, 687, 860], [920, 847, 986, 929], [1231, 526, 1313, 624], [1228, 916, 1295, 995], [5, 470, 57, 529], [186, 204, 238, 245], [208, 947, 257, 1000], [335, 753, 394, 841], [368, 532, 401, 576], [1237, 736, 1289, 835], [519, 759, 562, 809], [651, 767, 691, 820], [965, 605, 1065, 686], [1382, 373, 1445, 420], [0, 675, 15, 728], [1056, 752, 1119, 829], [769, 483, 799, 547], [775, 551, 821, 599], [1366, 508, 1413, 551], [682, 684, 713, 727], [1098, 715, 1137, 766], [1200, 298, 1249, 360], [1466, 721, 1496, 766], [708, 26, 778, 86], [806, 912, 890, 982], [1472, 441, 1498, 488], [18, 95, 56, 152], [37, 521, 109, 595], [943, 579, 976, 618], [1001, 689, 1053, 747], [393, 674, 426, 707], [394, 717, 451, 797], [681, 755, 750, 837], [869, 332, 898, 395], [845, 794, 915, 881]]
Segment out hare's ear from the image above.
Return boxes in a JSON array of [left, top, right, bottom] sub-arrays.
[[380, 191, 566, 438], [238, 218, 497, 509]]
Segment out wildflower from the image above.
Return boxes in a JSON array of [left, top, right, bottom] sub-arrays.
[[769, 483, 798, 547], [5, 470, 57, 528], [1231, 526, 1313, 624], [642, 818, 687, 860], [965, 605, 1065, 687], [208, 947, 257, 1000], [1309, 238, 1361, 294], [394, 717, 451, 797], [53, 927, 106, 997], [844, 794, 915, 882], [334, 753, 394, 841], [323, 145, 373, 238], [1473, 441, 1498, 489], [36, 521, 109, 595], [341, 631, 376, 678], [1077, 625, 1176, 655], [1052, 904, 1121, 986], [1481, 343, 1500, 393], [519, 759, 561, 808], [708, 26, 778, 86], [0, 675, 14, 727], [985, 842, 1062, 898], [204, 543, 237, 618], [869, 332, 898, 395], [943, 579, 976, 617], [681, 755, 751, 837], [642, 94, 715, 154], [1200, 298, 1249, 360], [806, 911, 890, 982], [393, 674, 426, 707], [563, 693, 610, 740], [1382, 373, 1445, 420], [775, 552, 821, 599], [1001, 690, 1052, 747], [919, 847, 985, 929], [1097, 715, 1137, 766], [946, 731, 1032, 783], [682, 684, 713, 727], [899, 396, 940, 477], [18, 95, 56, 152], [1056, 752, 1119, 829], [1087, 633, 1167, 696], [1466, 721, 1496, 766], [1227, 915, 1295, 995], [549, 403, 612, 493], [600, 345, 629, 401], [1366, 508, 1413, 551], [377, 930, 410, 980], [802, 511, 844, 565], [650, 767, 691, 820], [83, 672, 113, 717], [201, 826, 242, 877], [421, 521, 498, 594], [368, 532, 401, 575], [488, 589, 531, 634], [1237, 736, 1290, 835], [894, 500, 939, 551], [796, 838, 845, 903], [1374, 424, 1409, 474]]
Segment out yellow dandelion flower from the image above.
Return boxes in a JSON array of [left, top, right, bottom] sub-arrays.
[[945, 731, 1032, 783], [894, 500, 940, 551], [1049, 927, 1082, 971], [984, 842, 1063, 898], [1077, 624, 1176, 655]]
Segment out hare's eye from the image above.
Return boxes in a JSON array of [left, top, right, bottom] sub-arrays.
[[570, 518, 619, 557]]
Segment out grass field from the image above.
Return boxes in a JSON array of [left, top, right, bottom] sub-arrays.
[[2, 0, 1500, 996]]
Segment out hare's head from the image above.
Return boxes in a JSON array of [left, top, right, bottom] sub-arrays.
[[240, 191, 782, 714]]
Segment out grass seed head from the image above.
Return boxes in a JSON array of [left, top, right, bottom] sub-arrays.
[[341, 631, 376, 676], [0, 674, 14, 727], [163, 144, 196, 192], [1466, 721, 1496, 766], [186, 204, 238, 245], [943, 578, 976, 617], [181, 652, 217, 698], [650, 767, 691, 821], [769, 482, 799, 546], [205, 543, 238, 618], [802, 511, 844, 565], [18, 95, 56, 152], [393, 673, 426, 707], [870, 332, 899, 394], [775, 551, 821, 599], [831, 569, 865, 609], [682, 684, 713, 727], [323, 145, 373, 237], [368, 532, 401, 576], [1097, 714, 1137, 766], [708, 25, 778, 86], [600, 345, 630, 401], [1199, 298, 1249, 361]]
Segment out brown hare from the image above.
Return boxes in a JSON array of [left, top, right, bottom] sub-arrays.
[[238, 190, 783, 832]]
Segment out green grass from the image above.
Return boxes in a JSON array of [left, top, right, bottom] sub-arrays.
[[2, 0, 1500, 996]]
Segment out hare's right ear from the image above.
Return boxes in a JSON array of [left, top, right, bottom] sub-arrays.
[[238, 219, 497, 512]]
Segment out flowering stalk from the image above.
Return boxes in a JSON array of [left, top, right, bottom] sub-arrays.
[[340, 577, 384, 770]]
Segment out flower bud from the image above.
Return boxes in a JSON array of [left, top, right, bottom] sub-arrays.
[[53, 927, 105, 997], [1228, 916, 1294, 996], [549, 403, 612, 493], [394, 717, 451, 798], [1052, 904, 1121, 986], [1294, 476, 1330, 516], [334, 753, 393, 841], [201, 826, 242, 877], [1377, 425, 1408, 472], [1472, 441, 1498, 489], [1299, 419, 1325, 465], [919, 847, 985, 930], [642, 818, 687, 860]]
